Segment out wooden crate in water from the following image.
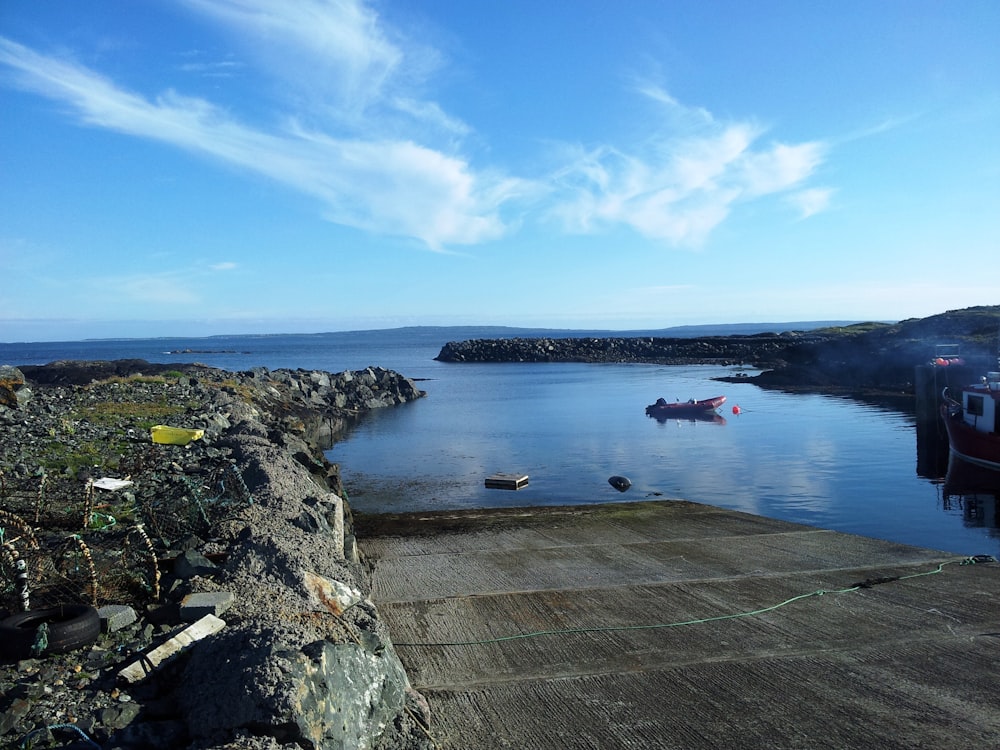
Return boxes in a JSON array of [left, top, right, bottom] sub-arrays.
[[485, 473, 529, 490]]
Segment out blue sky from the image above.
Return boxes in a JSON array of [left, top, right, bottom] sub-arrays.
[[1, 1, 998, 342]]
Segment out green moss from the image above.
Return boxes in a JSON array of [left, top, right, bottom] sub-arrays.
[[812, 322, 889, 336], [75, 401, 186, 426], [39, 440, 110, 473]]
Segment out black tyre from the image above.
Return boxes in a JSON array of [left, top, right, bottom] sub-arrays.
[[0, 604, 101, 661]]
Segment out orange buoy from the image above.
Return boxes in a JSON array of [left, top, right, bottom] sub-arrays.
[[732, 405, 742, 415]]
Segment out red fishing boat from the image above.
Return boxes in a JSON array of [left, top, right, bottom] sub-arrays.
[[645, 395, 726, 419], [941, 359, 1000, 472]]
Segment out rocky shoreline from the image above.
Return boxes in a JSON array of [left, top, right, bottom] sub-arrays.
[[1, 360, 432, 750]]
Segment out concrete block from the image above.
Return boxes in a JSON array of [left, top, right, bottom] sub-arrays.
[[344, 533, 359, 564], [327, 492, 345, 557], [179, 591, 235, 622], [98, 604, 138, 633], [118, 614, 226, 684]]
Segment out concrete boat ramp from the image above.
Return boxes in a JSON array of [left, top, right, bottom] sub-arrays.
[[355, 500, 1000, 749]]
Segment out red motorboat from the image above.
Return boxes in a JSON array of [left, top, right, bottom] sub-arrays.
[[645, 395, 726, 419], [941, 361, 1000, 472]]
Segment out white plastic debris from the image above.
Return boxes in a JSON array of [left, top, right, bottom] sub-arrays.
[[93, 477, 134, 491]]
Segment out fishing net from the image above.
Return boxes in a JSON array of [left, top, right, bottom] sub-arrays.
[[0, 456, 252, 613]]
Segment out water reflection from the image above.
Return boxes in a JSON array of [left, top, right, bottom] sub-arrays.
[[645, 412, 727, 425], [940, 455, 1000, 540], [915, 418, 951, 480]]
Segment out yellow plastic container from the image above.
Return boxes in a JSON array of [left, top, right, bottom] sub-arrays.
[[150, 425, 205, 445]]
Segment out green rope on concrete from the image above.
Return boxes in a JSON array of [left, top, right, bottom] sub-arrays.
[[395, 559, 964, 648]]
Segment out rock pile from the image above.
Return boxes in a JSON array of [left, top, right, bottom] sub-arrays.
[[435, 335, 800, 367], [0, 360, 432, 750]]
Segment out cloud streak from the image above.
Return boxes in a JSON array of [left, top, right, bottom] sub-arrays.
[[0, 35, 517, 249], [548, 86, 829, 244], [179, 0, 406, 119], [0, 0, 831, 251], [787, 187, 835, 218]]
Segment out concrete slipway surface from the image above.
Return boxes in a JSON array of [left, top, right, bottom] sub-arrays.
[[355, 500, 1000, 750]]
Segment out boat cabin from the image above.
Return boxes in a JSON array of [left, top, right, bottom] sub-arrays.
[[959, 371, 1000, 435]]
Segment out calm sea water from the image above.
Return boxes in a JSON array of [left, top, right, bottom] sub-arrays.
[[3, 328, 997, 557]]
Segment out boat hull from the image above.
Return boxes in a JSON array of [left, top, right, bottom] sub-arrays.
[[645, 395, 726, 418], [944, 453, 1000, 496], [942, 411, 1000, 471]]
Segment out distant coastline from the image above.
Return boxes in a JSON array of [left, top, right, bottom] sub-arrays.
[[433, 306, 1000, 397], [10, 320, 865, 346]]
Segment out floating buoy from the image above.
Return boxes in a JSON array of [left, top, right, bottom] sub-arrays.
[[608, 475, 631, 492], [732, 405, 742, 415]]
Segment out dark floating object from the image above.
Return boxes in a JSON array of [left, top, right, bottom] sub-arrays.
[[608, 475, 631, 492]]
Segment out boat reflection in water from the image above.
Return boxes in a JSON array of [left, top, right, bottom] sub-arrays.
[[646, 411, 727, 426], [941, 454, 1000, 534]]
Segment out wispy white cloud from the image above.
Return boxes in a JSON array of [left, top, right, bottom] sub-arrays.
[[0, 35, 519, 249], [124, 278, 201, 305], [833, 113, 923, 146], [787, 187, 835, 218], [738, 142, 825, 196], [547, 82, 829, 244], [390, 96, 471, 138], [79, 263, 249, 312], [178, 0, 467, 145], [177, 57, 243, 78], [178, 0, 416, 123], [632, 82, 715, 128], [85, 270, 202, 306]]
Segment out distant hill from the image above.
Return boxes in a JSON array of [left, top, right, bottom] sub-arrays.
[[383, 321, 869, 339], [749, 305, 1000, 393], [646, 321, 870, 337]]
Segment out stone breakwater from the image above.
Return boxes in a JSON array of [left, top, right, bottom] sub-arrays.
[[435, 335, 803, 367], [0, 360, 433, 750]]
